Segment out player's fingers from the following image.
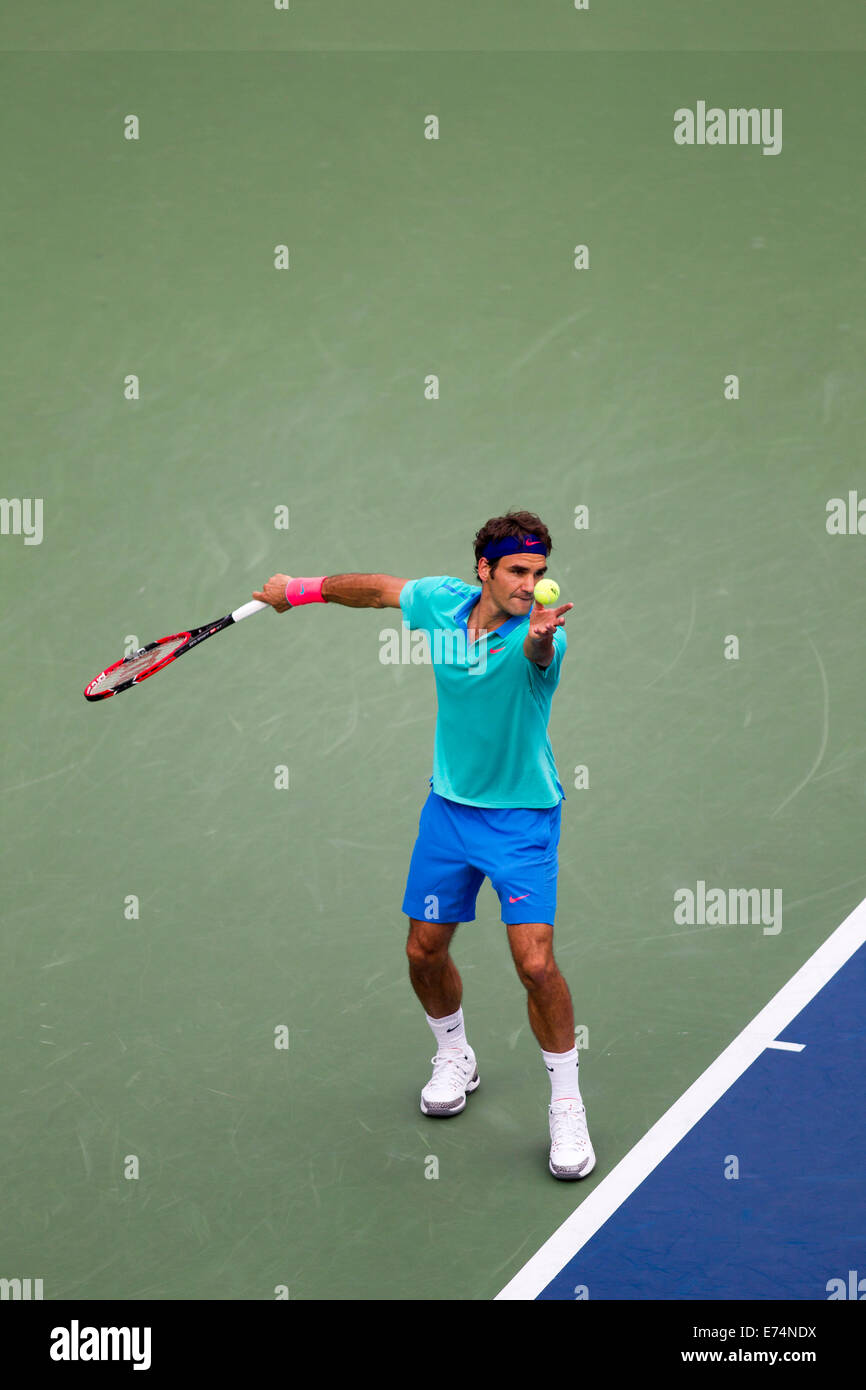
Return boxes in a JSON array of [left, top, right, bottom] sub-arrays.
[[255, 585, 283, 609]]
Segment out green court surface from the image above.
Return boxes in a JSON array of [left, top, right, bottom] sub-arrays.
[[1, 7, 865, 1301], [2, 0, 865, 52]]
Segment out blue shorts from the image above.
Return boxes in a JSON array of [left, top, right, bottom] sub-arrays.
[[402, 789, 562, 926]]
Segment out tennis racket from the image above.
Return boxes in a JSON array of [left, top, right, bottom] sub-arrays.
[[83, 599, 269, 701]]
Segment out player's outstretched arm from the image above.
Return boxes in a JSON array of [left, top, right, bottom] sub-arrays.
[[322, 574, 408, 608], [253, 573, 408, 612]]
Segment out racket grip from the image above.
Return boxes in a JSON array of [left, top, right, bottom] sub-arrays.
[[231, 599, 270, 623]]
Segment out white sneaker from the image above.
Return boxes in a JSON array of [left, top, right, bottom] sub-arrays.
[[420, 1046, 480, 1116], [548, 1100, 596, 1179]]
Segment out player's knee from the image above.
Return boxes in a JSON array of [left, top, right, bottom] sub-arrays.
[[406, 922, 451, 971], [515, 952, 555, 992]]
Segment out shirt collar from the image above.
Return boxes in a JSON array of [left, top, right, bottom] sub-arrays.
[[453, 587, 529, 641]]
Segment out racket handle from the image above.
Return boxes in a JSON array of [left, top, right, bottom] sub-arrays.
[[231, 599, 270, 623]]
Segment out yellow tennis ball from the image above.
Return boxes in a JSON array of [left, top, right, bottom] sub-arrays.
[[534, 579, 560, 606]]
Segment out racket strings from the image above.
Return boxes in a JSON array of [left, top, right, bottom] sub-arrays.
[[92, 637, 187, 692]]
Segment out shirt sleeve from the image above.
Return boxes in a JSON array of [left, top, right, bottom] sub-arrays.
[[399, 576, 453, 633], [527, 624, 567, 689]]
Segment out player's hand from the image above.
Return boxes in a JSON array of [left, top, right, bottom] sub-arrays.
[[528, 601, 573, 642], [253, 574, 293, 613]]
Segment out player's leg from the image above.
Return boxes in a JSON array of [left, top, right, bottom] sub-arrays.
[[486, 794, 595, 1179], [504, 921, 575, 1052], [405, 917, 461, 1018], [402, 791, 485, 1117], [506, 921, 595, 1178], [406, 916, 480, 1116], [486, 802, 574, 1053]]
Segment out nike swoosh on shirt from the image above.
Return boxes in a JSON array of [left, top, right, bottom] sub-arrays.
[[508, 893, 530, 903]]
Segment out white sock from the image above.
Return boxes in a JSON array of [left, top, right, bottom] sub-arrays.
[[426, 1006, 467, 1052], [542, 1046, 581, 1105]]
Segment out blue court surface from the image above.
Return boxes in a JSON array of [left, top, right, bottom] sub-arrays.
[[498, 902, 866, 1301]]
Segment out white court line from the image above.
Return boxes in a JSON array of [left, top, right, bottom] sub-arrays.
[[767, 1040, 805, 1052], [496, 893, 866, 1301]]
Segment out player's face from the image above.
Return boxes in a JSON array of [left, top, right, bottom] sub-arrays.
[[484, 556, 548, 615]]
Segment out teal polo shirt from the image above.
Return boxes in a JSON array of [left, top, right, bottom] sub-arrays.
[[399, 575, 567, 809]]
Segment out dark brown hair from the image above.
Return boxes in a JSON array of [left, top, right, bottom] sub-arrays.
[[472, 510, 553, 578]]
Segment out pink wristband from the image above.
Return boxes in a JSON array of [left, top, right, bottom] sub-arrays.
[[285, 576, 326, 607]]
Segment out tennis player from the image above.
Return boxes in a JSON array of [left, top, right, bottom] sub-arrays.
[[254, 510, 594, 1179]]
